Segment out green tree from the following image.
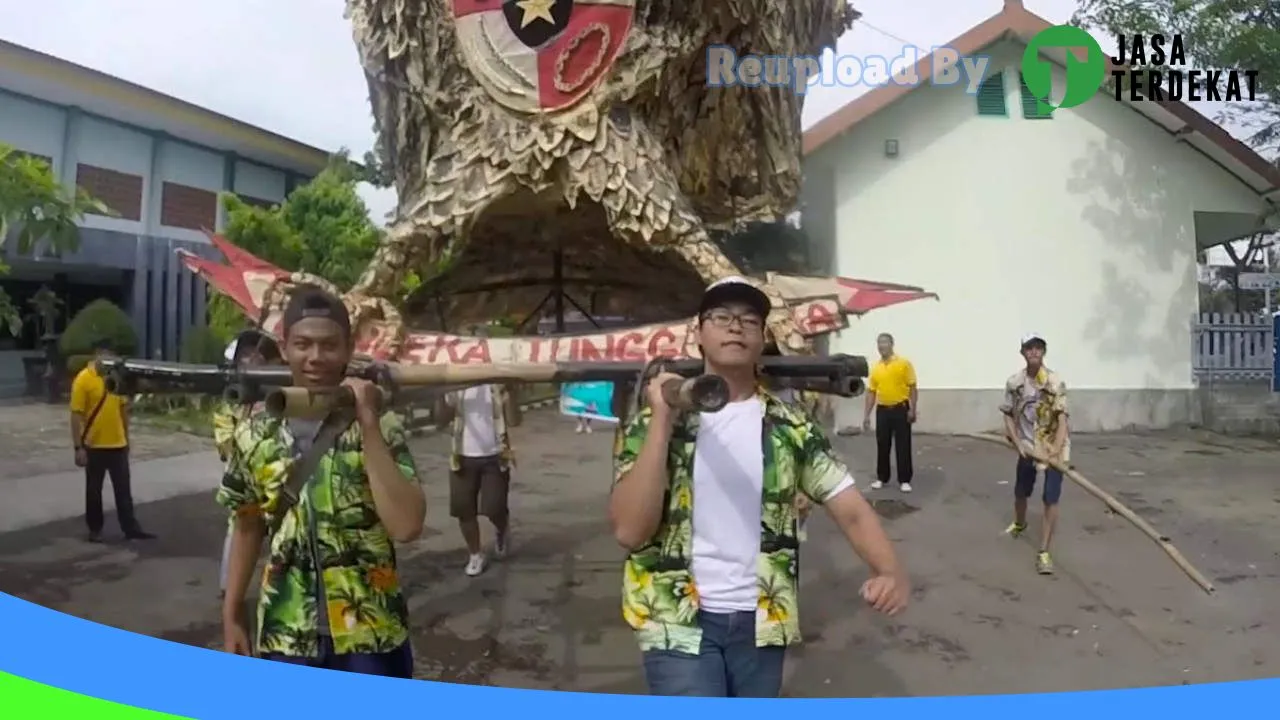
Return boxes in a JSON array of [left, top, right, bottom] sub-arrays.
[[1073, 1, 1280, 149], [222, 151, 382, 290], [180, 324, 228, 364], [211, 151, 418, 338], [0, 143, 109, 334], [1197, 233, 1274, 313], [712, 220, 812, 275], [60, 299, 138, 373], [360, 137, 394, 189]]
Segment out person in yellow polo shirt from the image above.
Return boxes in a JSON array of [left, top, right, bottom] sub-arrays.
[[69, 339, 155, 543], [862, 333, 918, 493]]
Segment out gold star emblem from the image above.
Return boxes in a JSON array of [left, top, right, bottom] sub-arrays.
[[515, 0, 556, 27]]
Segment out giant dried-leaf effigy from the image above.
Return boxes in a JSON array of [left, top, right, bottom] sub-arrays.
[[180, 0, 938, 365]]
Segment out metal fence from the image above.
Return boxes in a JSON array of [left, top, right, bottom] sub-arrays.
[[1192, 312, 1274, 383]]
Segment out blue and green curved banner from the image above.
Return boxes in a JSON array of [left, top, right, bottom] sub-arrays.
[[0, 672, 185, 718], [0, 591, 1275, 717]]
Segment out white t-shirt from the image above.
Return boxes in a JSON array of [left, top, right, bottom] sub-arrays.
[[690, 397, 855, 613], [456, 385, 500, 458]]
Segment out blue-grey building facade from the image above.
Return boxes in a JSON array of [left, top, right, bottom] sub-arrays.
[[0, 39, 331, 394]]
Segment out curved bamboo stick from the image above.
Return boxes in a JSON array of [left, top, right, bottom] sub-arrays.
[[966, 433, 1215, 595]]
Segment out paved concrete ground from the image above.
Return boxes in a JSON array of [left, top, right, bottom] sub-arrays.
[[0, 403, 219, 534], [0, 402, 210, 482], [1, 405, 1278, 696]]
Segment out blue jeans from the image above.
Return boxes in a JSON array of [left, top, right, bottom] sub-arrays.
[[1015, 457, 1064, 505], [642, 610, 786, 697], [260, 636, 413, 678]]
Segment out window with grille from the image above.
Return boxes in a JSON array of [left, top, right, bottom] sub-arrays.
[[976, 72, 1007, 116], [1019, 73, 1053, 119]]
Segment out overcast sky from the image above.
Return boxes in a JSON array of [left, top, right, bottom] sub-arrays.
[[0, 0, 1081, 221], [0, 0, 1252, 267]]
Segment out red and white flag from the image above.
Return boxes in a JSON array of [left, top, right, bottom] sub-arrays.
[[178, 234, 941, 364]]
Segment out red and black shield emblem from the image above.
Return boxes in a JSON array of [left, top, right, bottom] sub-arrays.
[[452, 0, 636, 113]]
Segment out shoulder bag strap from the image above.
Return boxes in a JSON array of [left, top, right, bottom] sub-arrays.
[[79, 391, 110, 448], [267, 408, 358, 538]]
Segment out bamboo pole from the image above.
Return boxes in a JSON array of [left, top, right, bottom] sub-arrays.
[[966, 432, 1215, 595]]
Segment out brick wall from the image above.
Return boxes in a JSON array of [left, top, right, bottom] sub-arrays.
[[160, 182, 217, 230], [76, 164, 144, 220]]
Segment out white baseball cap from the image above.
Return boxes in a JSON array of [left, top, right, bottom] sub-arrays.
[[1020, 333, 1047, 348], [224, 340, 238, 362], [699, 275, 771, 318]]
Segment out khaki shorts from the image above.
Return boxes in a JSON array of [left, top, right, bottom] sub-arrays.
[[449, 455, 510, 519]]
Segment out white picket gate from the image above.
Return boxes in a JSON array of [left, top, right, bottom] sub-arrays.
[[1191, 312, 1274, 382]]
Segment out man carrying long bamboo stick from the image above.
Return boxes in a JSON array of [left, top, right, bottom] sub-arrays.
[[213, 328, 280, 599], [608, 276, 908, 697], [1000, 333, 1070, 576], [218, 286, 426, 676]]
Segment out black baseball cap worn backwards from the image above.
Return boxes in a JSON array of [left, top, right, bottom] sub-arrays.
[[282, 286, 352, 337], [699, 275, 771, 319]]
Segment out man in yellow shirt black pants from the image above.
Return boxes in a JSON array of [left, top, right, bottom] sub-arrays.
[[69, 339, 155, 543], [862, 333, 918, 493]]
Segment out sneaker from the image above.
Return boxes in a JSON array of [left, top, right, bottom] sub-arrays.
[[584, 424, 592, 434], [575, 425, 584, 434], [870, 481, 884, 490], [900, 483, 913, 493], [1036, 551, 1054, 575], [494, 530, 510, 559], [86, 532, 103, 544], [125, 530, 157, 540], [1004, 521, 1026, 538], [465, 553, 487, 577]]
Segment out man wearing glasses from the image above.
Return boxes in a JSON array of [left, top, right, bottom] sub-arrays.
[[609, 276, 909, 697]]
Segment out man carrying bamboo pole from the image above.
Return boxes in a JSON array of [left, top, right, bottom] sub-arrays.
[[1000, 333, 1070, 576], [608, 276, 908, 697], [213, 328, 280, 599], [217, 286, 426, 676]]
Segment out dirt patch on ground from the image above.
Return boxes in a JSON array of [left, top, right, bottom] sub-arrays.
[[870, 498, 919, 520]]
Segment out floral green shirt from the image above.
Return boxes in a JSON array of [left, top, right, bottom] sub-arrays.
[[216, 409, 421, 657], [212, 401, 255, 533], [612, 390, 852, 654], [212, 402, 237, 461], [212, 401, 261, 461]]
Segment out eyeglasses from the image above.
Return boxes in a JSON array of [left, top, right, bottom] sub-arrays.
[[702, 310, 764, 330]]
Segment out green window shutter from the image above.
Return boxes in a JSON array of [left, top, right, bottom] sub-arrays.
[[1020, 73, 1053, 119], [976, 72, 1006, 116]]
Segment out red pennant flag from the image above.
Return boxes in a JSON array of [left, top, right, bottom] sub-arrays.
[[836, 277, 939, 315]]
